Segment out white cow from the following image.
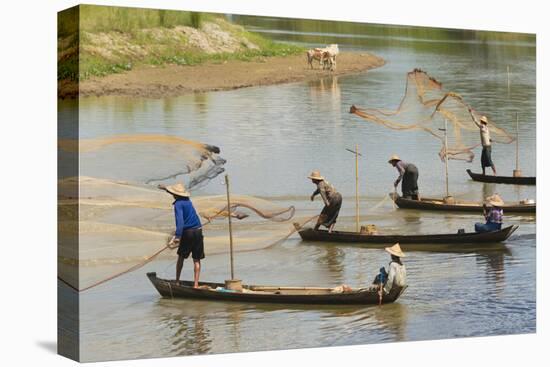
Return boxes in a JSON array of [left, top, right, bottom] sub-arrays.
[[307, 44, 339, 71]]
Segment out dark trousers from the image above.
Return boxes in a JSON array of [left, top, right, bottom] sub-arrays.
[[402, 165, 419, 199], [475, 222, 502, 233]]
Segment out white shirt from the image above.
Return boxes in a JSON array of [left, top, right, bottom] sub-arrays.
[[384, 261, 407, 294], [480, 124, 491, 147]]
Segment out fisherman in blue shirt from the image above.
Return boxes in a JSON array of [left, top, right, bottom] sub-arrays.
[[161, 183, 204, 288]]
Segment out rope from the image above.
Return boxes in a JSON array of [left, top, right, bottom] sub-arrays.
[[59, 212, 313, 293], [62, 241, 180, 293], [366, 193, 393, 212], [264, 215, 319, 249]]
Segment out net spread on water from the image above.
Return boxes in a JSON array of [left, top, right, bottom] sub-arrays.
[[349, 69, 515, 162], [58, 177, 297, 290]]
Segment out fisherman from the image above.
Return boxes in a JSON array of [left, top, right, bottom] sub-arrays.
[[308, 170, 342, 233], [373, 243, 407, 297], [388, 154, 420, 200], [469, 111, 497, 176], [475, 194, 504, 233], [160, 183, 204, 288]]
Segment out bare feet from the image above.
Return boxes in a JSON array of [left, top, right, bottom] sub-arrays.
[[193, 283, 199, 288]]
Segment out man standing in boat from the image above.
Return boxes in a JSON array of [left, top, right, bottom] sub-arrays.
[[160, 183, 204, 288], [469, 110, 497, 176], [308, 170, 342, 233], [388, 155, 420, 200]]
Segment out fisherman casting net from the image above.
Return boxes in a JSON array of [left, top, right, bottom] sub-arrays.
[[58, 177, 296, 290], [349, 69, 515, 162]]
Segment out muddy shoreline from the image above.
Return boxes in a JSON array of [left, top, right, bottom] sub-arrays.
[[61, 52, 385, 99]]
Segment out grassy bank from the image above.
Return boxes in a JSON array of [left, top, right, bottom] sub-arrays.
[[58, 5, 305, 82]]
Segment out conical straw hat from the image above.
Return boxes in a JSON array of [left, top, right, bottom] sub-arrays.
[[308, 170, 325, 181], [385, 243, 405, 258], [485, 194, 504, 207], [388, 154, 401, 164], [165, 183, 190, 197], [480, 116, 489, 124]]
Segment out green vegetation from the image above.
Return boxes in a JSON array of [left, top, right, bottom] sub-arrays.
[[59, 5, 212, 37], [58, 5, 305, 81]]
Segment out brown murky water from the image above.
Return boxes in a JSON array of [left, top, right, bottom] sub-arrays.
[[58, 21, 536, 362]]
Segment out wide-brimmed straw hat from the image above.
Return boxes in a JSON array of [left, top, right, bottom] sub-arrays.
[[485, 194, 504, 207], [388, 154, 401, 164], [480, 116, 489, 124], [308, 170, 325, 181], [165, 183, 190, 197], [385, 243, 405, 258]]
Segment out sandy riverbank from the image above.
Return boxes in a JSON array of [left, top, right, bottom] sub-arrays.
[[64, 52, 385, 99]]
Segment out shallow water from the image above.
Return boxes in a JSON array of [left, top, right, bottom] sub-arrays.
[[58, 19, 536, 362]]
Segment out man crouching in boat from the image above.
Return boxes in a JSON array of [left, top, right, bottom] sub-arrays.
[[161, 183, 204, 288], [475, 194, 504, 233], [370, 243, 407, 304], [388, 154, 420, 200], [309, 170, 342, 233], [378, 244, 407, 291]]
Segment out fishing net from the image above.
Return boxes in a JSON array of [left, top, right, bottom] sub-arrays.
[[350, 69, 515, 162], [58, 177, 297, 290], [58, 134, 226, 189]]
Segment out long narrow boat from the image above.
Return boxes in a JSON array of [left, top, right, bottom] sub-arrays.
[[393, 195, 535, 214], [298, 225, 518, 244], [147, 272, 406, 305], [467, 169, 536, 185]]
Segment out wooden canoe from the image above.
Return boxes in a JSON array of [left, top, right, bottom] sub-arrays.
[[392, 194, 535, 214], [298, 225, 518, 244], [147, 272, 406, 305], [467, 169, 536, 185]]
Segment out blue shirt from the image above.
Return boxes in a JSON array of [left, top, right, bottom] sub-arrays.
[[173, 198, 201, 237]]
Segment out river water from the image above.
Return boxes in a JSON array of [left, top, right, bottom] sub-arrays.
[[58, 19, 536, 362]]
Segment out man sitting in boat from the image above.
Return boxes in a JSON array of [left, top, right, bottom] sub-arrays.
[[160, 183, 204, 288], [381, 243, 407, 294], [308, 170, 343, 233], [475, 194, 504, 233], [388, 154, 419, 200], [469, 111, 497, 176]]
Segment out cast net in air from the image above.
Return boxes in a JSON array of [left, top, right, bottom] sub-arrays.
[[349, 69, 515, 162], [59, 134, 227, 190]]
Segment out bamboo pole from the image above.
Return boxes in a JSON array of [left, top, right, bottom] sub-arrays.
[[509, 67, 522, 177], [355, 144, 359, 232], [516, 113, 519, 169], [444, 119, 450, 198], [224, 174, 235, 280], [507, 65, 511, 99]]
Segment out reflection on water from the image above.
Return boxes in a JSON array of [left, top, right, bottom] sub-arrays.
[[67, 18, 536, 361], [476, 251, 506, 297], [317, 246, 346, 283], [158, 303, 213, 356]]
